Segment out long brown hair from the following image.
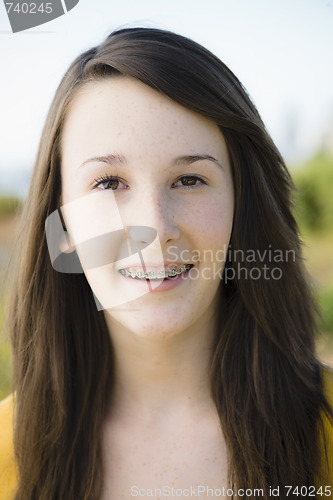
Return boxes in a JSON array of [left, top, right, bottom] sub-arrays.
[[7, 27, 332, 499]]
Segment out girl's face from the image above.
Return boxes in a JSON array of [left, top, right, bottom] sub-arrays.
[[60, 77, 234, 339]]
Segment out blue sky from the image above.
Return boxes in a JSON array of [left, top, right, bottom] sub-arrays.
[[0, 0, 333, 194]]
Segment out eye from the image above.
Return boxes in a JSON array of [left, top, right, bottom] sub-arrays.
[[172, 175, 207, 188], [92, 175, 127, 191]]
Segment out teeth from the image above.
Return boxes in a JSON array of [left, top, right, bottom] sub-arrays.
[[119, 264, 192, 280]]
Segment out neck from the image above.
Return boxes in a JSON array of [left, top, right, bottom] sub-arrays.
[[103, 311, 218, 424]]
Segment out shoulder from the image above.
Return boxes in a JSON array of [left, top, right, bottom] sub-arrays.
[[0, 394, 17, 500]]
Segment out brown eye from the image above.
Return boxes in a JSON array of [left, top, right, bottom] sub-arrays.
[[93, 176, 126, 191], [104, 179, 119, 190], [181, 176, 198, 186], [171, 175, 207, 188]]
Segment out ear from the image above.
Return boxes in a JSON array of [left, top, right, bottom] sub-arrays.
[[45, 209, 83, 274]]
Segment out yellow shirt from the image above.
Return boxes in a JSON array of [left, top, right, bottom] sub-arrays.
[[0, 366, 332, 499], [0, 394, 17, 500]]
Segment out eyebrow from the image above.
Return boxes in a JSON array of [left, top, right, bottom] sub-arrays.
[[79, 153, 224, 170]]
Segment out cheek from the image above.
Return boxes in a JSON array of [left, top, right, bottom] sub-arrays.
[[186, 195, 234, 248]]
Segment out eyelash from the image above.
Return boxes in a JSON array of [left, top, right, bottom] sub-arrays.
[[91, 174, 208, 191], [92, 174, 127, 191]]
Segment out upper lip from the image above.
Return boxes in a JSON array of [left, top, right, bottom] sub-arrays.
[[118, 262, 193, 271]]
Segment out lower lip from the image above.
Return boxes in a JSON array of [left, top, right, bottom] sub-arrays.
[[119, 269, 191, 293]]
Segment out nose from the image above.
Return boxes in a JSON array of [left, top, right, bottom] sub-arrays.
[[123, 189, 180, 248]]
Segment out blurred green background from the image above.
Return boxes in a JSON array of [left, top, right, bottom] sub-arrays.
[[0, 154, 333, 400]]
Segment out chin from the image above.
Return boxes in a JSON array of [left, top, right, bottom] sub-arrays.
[[104, 304, 196, 342]]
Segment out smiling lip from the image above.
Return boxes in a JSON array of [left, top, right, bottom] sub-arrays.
[[118, 263, 193, 293], [118, 261, 192, 269], [117, 262, 193, 271]]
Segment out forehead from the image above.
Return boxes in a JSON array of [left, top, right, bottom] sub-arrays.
[[61, 77, 228, 168]]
